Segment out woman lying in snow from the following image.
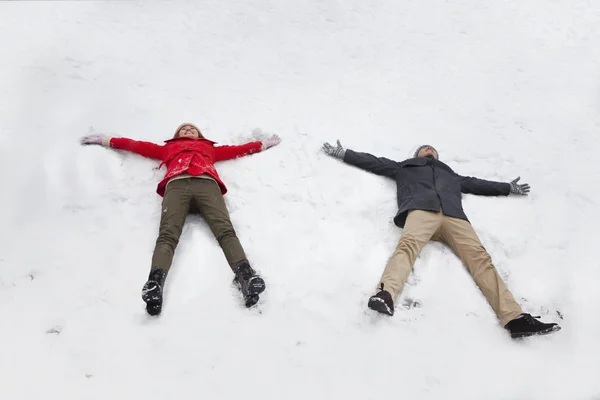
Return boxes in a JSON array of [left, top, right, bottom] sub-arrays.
[[81, 123, 281, 315]]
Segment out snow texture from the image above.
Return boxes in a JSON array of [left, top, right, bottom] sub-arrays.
[[1, 1, 599, 399]]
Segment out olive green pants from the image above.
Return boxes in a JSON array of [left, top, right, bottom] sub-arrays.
[[150, 177, 247, 275], [379, 209, 523, 326]]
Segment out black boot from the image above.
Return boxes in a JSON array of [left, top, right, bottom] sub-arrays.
[[505, 313, 561, 338], [368, 284, 394, 316], [234, 261, 265, 307], [141, 269, 167, 316]]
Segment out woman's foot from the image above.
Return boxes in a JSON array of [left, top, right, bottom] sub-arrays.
[[142, 269, 167, 316], [234, 261, 265, 307]]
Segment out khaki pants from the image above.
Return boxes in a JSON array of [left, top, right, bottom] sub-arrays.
[[150, 178, 247, 275], [379, 210, 522, 326]]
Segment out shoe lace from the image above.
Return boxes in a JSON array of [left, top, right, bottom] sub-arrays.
[[523, 314, 541, 325]]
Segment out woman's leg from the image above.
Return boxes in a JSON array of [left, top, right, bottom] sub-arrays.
[[150, 180, 193, 274], [143, 179, 192, 315], [191, 178, 264, 306], [190, 178, 247, 270]]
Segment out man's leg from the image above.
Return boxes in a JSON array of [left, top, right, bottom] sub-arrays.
[[440, 215, 523, 326], [377, 210, 444, 303]]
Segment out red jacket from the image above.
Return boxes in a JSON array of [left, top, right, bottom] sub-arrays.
[[108, 136, 263, 196]]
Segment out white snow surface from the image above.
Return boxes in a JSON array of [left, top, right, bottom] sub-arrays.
[[1, 1, 599, 399]]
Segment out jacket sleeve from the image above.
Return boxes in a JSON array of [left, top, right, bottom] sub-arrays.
[[214, 141, 263, 161], [458, 175, 511, 196], [342, 149, 400, 178], [108, 137, 164, 160]]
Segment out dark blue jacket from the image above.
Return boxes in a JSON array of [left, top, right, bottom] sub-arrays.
[[343, 150, 511, 228]]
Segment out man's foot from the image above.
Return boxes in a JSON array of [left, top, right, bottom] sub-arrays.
[[141, 269, 167, 316], [368, 284, 394, 316], [234, 261, 265, 307], [505, 313, 561, 338]]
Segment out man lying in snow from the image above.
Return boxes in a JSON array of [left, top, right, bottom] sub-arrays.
[[81, 123, 281, 315], [322, 141, 560, 339]]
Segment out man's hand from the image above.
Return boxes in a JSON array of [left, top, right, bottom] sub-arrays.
[[509, 177, 530, 195], [322, 140, 346, 159]]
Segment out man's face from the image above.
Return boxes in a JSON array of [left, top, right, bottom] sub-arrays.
[[417, 145, 438, 159]]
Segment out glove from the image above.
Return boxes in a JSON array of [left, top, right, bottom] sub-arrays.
[[261, 134, 281, 150], [509, 177, 530, 195], [322, 140, 346, 159], [80, 134, 107, 146]]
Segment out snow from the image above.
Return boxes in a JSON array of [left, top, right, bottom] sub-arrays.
[[1, 1, 599, 399]]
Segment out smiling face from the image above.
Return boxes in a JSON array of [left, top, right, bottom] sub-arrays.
[[416, 145, 439, 159], [177, 125, 200, 139]]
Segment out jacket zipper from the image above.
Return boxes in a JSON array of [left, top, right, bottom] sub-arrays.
[[431, 164, 442, 209]]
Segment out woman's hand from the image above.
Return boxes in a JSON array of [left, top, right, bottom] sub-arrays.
[[261, 134, 281, 150], [80, 134, 107, 145]]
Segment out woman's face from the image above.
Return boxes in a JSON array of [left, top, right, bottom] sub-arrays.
[[177, 125, 200, 139]]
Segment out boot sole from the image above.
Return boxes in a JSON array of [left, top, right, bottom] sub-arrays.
[[142, 282, 163, 315], [146, 302, 162, 316], [142, 282, 162, 303], [244, 277, 264, 308], [247, 276, 266, 295], [511, 325, 561, 339], [368, 297, 394, 316]]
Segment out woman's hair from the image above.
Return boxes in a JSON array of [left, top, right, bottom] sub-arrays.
[[173, 123, 204, 139]]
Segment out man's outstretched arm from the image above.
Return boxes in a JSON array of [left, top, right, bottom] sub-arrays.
[[459, 175, 530, 196], [322, 140, 400, 178]]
